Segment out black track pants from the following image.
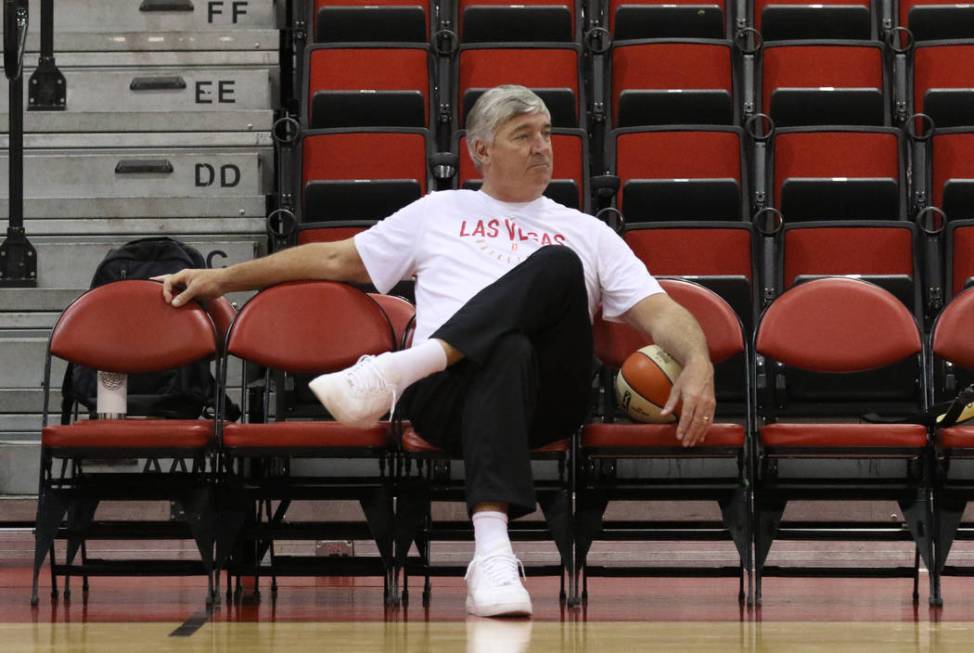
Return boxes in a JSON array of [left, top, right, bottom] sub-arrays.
[[398, 245, 593, 519]]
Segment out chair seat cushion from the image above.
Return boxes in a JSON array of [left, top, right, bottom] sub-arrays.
[[42, 419, 214, 449], [760, 422, 928, 448], [582, 422, 745, 449], [402, 427, 569, 454], [223, 421, 391, 449], [937, 425, 974, 449]]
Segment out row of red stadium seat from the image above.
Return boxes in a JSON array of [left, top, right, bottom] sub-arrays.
[[31, 278, 974, 607], [309, 0, 974, 43], [294, 122, 973, 225], [302, 40, 974, 131], [290, 125, 974, 331]]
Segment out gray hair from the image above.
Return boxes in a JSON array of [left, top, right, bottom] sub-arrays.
[[465, 85, 551, 169]]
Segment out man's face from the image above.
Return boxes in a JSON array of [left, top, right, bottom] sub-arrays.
[[477, 111, 553, 203]]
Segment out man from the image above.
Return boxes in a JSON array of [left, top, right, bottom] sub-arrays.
[[159, 85, 715, 618]]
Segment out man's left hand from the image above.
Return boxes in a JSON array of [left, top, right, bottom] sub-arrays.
[[659, 356, 716, 447]]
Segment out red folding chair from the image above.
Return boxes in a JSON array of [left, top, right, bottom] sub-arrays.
[[898, 0, 974, 41], [913, 42, 974, 129], [946, 221, 974, 303], [931, 128, 974, 222], [609, 40, 736, 127], [32, 280, 221, 606], [300, 128, 429, 223], [769, 127, 904, 221], [760, 41, 887, 126], [458, 0, 578, 42], [304, 44, 431, 129], [311, 0, 430, 43], [577, 278, 752, 605], [753, 277, 933, 605], [609, 0, 727, 39], [611, 126, 746, 220], [754, 0, 874, 40], [216, 281, 404, 603]]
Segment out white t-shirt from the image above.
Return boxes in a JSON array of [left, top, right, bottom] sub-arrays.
[[354, 189, 664, 344]]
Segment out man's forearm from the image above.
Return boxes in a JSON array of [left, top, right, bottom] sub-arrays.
[[624, 294, 710, 367], [218, 241, 370, 293], [649, 304, 710, 368]]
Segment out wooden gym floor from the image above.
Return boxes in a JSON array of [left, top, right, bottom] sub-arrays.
[[5, 565, 974, 652]]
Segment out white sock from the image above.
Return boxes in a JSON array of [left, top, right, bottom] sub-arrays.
[[472, 511, 512, 557], [374, 339, 448, 394]]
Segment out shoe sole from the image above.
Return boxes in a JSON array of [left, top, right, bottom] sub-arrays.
[[465, 596, 533, 618], [308, 374, 377, 429]]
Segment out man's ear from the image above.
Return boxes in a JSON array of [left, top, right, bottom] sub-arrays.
[[474, 138, 490, 167]]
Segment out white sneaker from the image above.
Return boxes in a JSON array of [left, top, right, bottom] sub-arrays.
[[465, 548, 533, 617], [308, 355, 397, 428]]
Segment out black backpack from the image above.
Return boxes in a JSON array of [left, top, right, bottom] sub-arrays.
[[60, 237, 240, 423]]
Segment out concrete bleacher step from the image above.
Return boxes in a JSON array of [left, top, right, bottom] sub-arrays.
[[5, 235, 264, 288], [0, 51, 278, 133], [0, 0, 280, 52], [0, 131, 272, 235]]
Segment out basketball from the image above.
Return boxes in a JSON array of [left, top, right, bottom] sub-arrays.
[[615, 345, 683, 423]]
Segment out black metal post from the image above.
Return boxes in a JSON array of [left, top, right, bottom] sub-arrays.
[[27, 0, 64, 111], [0, 0, 36, 287]]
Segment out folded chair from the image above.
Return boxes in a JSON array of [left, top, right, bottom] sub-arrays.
[[311, 0, 430, 43], [576, 278, 752, 605], [759, 41, 888, 127], [753, 277, 933, 605], [608, 0, 728, 39], [754, 0, 875, 40], [899, 1, 974, 41], [300, 128, 430, 224], [216, 281, 405, 604], [32, 279, 222, 606], [913, 42, 974, 129]]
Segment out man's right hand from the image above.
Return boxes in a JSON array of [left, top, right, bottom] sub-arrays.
[[154, 268, 226, 307]]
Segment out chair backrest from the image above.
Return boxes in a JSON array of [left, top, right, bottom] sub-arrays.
[[754, 0, 873, 40], [932, 129, 974, 220], [459, 0, 576, 42], [755, 277, 921, 373], [946, 220, 974, 300], [771, 127, 902, 221], [593, 278, 745, 370], [369, 293, 416, 350], [610, 40, 735, 127], [227, 281, 396, 374], [932, 287, 974, 369], [313, 0, 430, 42], [761, 41, 886, 126], [457, 44, 581, 128], [296, 223, 370, 245], [457, 129, 587, 210], [623, 222, 755, 330], [301, 128, 428, 223], [899, 1, 974, 41], [913, 42, 974, 128], [780, 222, 918, 315], [609, 0, 726, 39], [306, 45, 430, 129], [50, 280, 217, 374], [207, 296, 236, 352], [613, 127, 744, 220]]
